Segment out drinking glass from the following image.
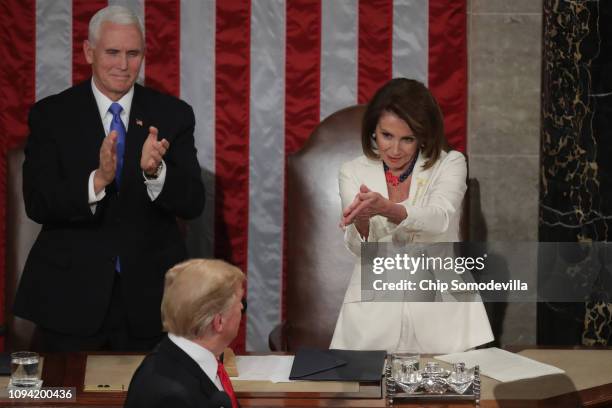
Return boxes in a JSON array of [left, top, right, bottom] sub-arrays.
[[9, 351, 42, 389]]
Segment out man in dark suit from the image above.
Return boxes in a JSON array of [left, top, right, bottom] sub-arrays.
[[13, 5, 205, 351], [125, 259, 244, 408]]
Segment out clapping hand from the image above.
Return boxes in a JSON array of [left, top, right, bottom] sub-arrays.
[[141, 126, 170, 176], [340, 184, 388, 229], [93, 130, 118, 193]]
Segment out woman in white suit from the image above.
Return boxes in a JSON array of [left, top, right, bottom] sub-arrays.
[[330, 78, 493, 353]]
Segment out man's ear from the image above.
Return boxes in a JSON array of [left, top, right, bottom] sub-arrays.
[[83, 40, 94, 64], [211, 313, 223, 333]]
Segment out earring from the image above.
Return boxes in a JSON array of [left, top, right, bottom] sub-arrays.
[[371, 132, 376, 140]]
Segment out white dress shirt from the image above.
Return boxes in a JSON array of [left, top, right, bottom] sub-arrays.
[[87, 79, 166, 212], [168, 333, 224, 391]]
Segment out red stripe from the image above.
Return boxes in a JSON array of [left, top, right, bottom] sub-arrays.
[[357, 0, 393, 104], [284, 0, 321, 154], [283, 0, 322, 324], [428, 0, 467, 152], [145, 0, 180, 97], [215, 0, 251, 353], [0, 0, 36, 349], [72, 0, 107, 85]]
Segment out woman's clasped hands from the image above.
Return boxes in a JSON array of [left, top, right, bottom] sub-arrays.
[[339, 184, 409, 238], [339, 184, 389, 236]]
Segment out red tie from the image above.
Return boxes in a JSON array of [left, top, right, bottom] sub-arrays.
[[217, 361, 239, 408]]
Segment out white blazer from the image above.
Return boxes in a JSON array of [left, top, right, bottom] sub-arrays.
[[330, 150, 494, 353]]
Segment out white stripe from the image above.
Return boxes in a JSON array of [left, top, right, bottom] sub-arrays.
[[36, 0, 72, 101], [393, 0, 428, 85], [109, 0, 146, 85], [247, 0, 286, 351], [180, 0, 216, 258], [320, 0, 358, 119]]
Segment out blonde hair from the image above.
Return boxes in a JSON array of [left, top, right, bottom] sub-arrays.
[[161, 259, 244, 339]]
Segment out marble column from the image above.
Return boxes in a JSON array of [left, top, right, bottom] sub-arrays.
[[468, 0, 542, 346], [539, 0, 612, 345]]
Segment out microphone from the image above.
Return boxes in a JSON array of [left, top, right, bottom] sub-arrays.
[[210, 391, 232, 408]]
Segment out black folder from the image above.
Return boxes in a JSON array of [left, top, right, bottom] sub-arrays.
[[289, 349, 386, 382]]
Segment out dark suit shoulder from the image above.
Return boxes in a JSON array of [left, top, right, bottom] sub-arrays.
[[135, 83, 192, 113], [125, 339, 217, 408], [126, 353, 198, 408], [31, 81, 91, 114]]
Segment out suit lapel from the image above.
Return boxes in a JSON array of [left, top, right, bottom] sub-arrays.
[[70, 82, 111, 193], [121, 84, 150, 189], [76, 80, 107, 145], [128, 84, 150, 142], [408, 150, 443, 206], [364, 150, 432, 203], [362, 158, 388, 199]]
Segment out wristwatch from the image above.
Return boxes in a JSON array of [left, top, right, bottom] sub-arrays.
[[145, 161, 164, 180]]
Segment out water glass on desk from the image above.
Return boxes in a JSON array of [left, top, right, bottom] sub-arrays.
[[9, 351, 42, 389]]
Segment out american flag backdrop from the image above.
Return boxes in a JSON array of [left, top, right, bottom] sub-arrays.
[[0, 0, 466, 351]]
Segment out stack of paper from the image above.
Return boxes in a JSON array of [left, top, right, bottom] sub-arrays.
[[435, 347, 565, 382], [233, 356, 295, 383]]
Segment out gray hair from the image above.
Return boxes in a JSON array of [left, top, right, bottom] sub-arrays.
[[88, 5, 143, 46]]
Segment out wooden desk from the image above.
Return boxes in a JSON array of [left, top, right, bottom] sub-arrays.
[[0, 351, 610, 407]]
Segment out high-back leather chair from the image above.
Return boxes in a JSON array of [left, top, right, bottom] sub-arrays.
[[270, 104, 475, 351], [270, 105, 366, 351], [5, 147, 40, 351]]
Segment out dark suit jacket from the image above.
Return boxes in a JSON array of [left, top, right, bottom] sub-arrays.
[[14, 80, 205, 337], [124, 337, 222, 408]]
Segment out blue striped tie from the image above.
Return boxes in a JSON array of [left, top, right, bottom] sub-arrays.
[[109, 102, 125, 272], [109, 102, 126, 187]]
